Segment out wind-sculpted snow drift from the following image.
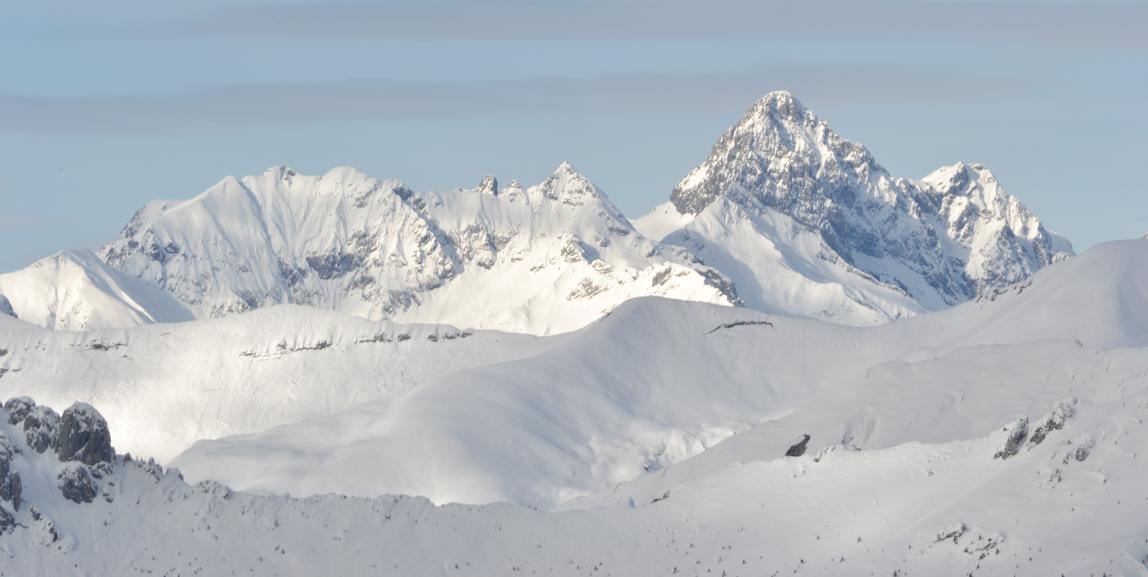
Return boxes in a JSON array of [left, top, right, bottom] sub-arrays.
[[1, 92, 1068, 332]]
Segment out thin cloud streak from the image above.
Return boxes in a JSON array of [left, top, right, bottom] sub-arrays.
[[155, 0, 1148, 48], [0, 65, 1039, 133]]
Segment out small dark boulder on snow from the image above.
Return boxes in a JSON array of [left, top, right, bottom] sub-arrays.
[[58, 464, 98, 504], [786, 434, 811, 457], [4, 397, 36, 425], [994, 417, 1029, 460], [0, 472, 21, 511], [23, 405, 60, 454], [56, 402, 113, 466]]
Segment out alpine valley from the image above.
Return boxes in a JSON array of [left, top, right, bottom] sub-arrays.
[[1, 92, 1144, 577]]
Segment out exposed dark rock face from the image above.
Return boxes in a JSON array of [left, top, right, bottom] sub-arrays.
[[1, 472, 21, 511], [994, 417, 1029, 460], [4, 397, 35, 425], [478, 175, 499, 196], [1028, 399, 1076, 447], [23, 406, 60, 454], [56, 403, 114, 466], [0, 430, 24, 511], [0, 504, 14, 534], [786, 434, 811, 457], [0, 433, 11, 481], [57, 465, 98, 504]]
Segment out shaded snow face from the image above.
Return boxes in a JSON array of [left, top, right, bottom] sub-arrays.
[[666, 91, 1072, 308]]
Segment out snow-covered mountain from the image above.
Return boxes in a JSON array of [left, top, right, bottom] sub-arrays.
[[0, 92, 1071, 334], [0, 250, 194, 331], [88, 163, 735, 335], [3, 240, 1147, 575], [638, 91, 1072, 324]]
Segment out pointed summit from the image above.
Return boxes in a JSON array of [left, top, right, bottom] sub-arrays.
[[658, 90, 1071, 312], [553, 160, 580, 176], [743, 90, 809, 122], [477, 175, 499, 196], [539, 161, 602, 205], [670, 90, 881, 218]]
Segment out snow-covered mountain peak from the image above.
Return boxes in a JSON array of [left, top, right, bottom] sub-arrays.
[[655, 91, 1072, 314], [52, 165, 739, 334], [535, 161, 606, 207], [743, 89, 811, 124], [261, 164, 298, 180], [670, 90, 885, 218], [0, 249, 194, 330], [923, 161, 1053, 245], [477, 175, 499, 196]]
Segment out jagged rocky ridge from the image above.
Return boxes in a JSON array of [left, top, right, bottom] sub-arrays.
[[85, 163, 736, 334], [651, 91, 1072, 316], [0, 92, 1071, 332]]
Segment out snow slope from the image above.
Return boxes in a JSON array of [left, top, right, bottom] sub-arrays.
[[165, 240, 1148, 510], [5, 305, 1148, 575], [0, 305, 539, 461], [0, 250, 194, 331], [653, 196, 926, 324], [640, 91, 1072, 324]]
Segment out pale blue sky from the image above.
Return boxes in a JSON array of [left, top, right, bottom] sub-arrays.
[[1, 0, 1145, 271]]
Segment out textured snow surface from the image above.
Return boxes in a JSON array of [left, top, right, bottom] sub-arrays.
[[1, 241, 1146, 576]]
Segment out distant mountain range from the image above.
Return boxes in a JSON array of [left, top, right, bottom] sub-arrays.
[[0, 92, 1071, 332]]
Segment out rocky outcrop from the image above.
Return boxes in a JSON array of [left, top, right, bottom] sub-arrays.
[[57, 465, 98, 504], [2, 399, 117, 508], [56, 403, 114, 466], [4, 397, 35, 425], [1, 471, 21, 511], [994, 417, 1029, 460], [786, 434, 811, 457], [23, 405, 60, 454], [0, 432, 12, 485], [0, 504, 13, 534], [1028, 398, 1076, 447]]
